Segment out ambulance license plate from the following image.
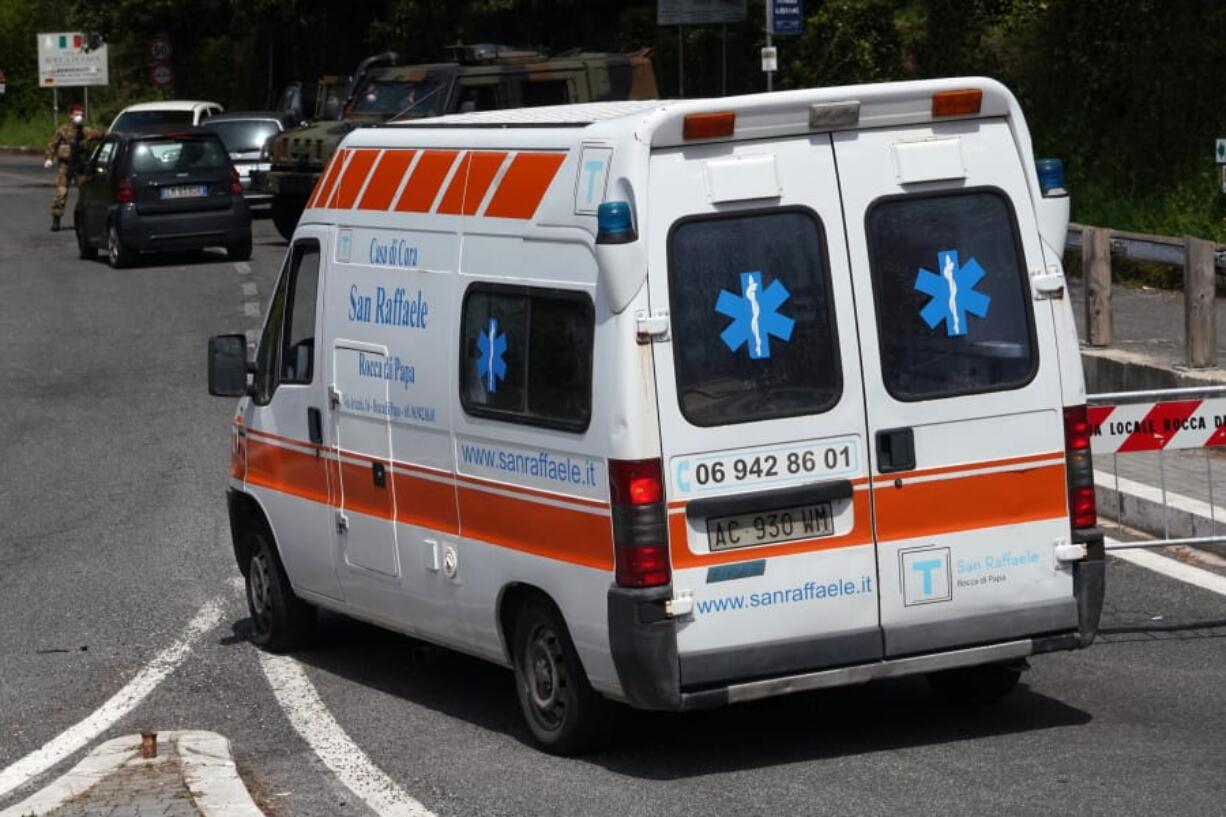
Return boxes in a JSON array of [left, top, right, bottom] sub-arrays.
[[160, 185, 208, 199], [707, 502, 834, 551]]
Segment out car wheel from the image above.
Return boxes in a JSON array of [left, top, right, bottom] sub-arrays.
[[106, 223, 133, 269], [271, 195, 305, 242], [245, 529, 316, 652], [512, 599, 612, 755], [227, 234, 253, 261], [75, 216, 96, 260], [927, 660, 1024, 704]]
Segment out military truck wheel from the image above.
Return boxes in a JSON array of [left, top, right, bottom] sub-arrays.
[[271, 195, 306, 242]]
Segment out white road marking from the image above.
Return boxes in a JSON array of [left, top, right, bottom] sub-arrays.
[[233, 262, 252, 275], [1109, 541, 1226, 597], [0, 597, 225, 801], [240, 282, 258, 297], [258, 652, 435, 817], [243, 302, 260, 318]]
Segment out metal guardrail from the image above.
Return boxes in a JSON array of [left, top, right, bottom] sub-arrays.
[[1066, 223, 1226, 270], [1088, 385, 1226, 551]]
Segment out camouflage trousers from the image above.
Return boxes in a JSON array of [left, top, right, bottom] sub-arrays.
[[51, 161, 76, 217]]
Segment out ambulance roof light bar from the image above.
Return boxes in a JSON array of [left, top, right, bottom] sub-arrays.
[[932, 88, 982, 117]]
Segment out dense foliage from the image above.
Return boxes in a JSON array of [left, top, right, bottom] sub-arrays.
[[1, 0, 1223, 236]]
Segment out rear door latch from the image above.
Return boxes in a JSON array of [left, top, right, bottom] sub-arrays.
[[635, 310, 670, 344]]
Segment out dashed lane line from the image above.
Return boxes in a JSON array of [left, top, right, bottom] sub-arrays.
[[243, 302, 260, 317], [233, 261, 252, 275], [259, 652, 435, 817], [241, 282, 258, 297], [0, 597, 225, 801]]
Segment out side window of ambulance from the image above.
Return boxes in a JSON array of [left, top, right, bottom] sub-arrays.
[[865, 190, 1037, 401], [667, 209, 842, 427], [253, 239, 319, 403], [459, 284, 594, 432]]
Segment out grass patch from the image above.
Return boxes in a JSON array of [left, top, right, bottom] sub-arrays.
[[0, 115, 107, 151]]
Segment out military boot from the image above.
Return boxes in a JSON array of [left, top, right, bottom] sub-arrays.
[[51, 215, 61, 232]]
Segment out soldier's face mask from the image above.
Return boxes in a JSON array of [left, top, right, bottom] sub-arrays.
[[71, 114, 84, 125]]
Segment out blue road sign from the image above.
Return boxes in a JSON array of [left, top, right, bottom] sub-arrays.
[[771, 0, 804, 35]]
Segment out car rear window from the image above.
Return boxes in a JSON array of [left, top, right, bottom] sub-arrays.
[[865, 189, 1037, 401], [129, 137, 228, 174], [204, 120, 279, 154], [667, 209, 842, 427], [111, 110, 193, 132]]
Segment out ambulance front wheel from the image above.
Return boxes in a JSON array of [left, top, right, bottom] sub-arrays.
[[244, 530, 316, 652], [512, 600, 612, 755], [927, 660, 1023, 704]]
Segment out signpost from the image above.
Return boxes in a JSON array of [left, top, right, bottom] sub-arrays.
[[771, 0, 805, 35], [1216, 139, 1226, 193], [37, 32, 108, 88]]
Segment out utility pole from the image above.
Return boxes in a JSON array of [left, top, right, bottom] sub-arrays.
[[765, 1, 773, 92]]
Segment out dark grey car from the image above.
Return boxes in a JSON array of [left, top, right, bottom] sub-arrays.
[[203, 113, 287, 209], [74, 129, 252, 268]]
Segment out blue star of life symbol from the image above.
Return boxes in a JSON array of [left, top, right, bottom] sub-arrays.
[[914, 249, 991, 337], [475, 317, 507, 393], [715, 271, 794, 360]]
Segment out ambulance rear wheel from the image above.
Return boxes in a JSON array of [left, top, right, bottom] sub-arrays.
[[512, 600, 611, 755], [927, 660, 1023, 704], [245, 530, 316, 651]]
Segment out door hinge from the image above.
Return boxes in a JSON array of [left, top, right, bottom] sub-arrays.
[[635, 309, 670, 344], [1053, 539, 1086, 564], [335, 509, 349, 533], [1032, 266, 1065, 299], [665, 591, 694, 618], [327, 384, 343, 408]]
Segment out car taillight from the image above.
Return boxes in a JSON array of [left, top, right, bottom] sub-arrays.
[[116, 176, 134, 204], [229, 168, 243, 195], [609, 458, 670, 588], [1064, 405, 1097, 529]]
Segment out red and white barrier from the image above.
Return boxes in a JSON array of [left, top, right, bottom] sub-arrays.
[[1089, 399, 1226, 455]]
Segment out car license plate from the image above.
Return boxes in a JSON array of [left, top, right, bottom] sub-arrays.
[[707, 502, 834, 551], [160, 185, 208, 199]]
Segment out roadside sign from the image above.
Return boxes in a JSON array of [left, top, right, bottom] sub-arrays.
[[148, 36, 172, 62], [37, 32, 108, 87], [761, 46, 778, 72], [1216, 138, 1226, 164], [658, 0, 747, 25], [150, 63, 174, 89], [1221, 165, 1226, 194], [0, 70, 6, 95], [771, 0, 804, 34]]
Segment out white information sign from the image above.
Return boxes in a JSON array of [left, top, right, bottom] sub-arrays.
[[658, 0, 747, 25], [761, 46, 778, 72], [1217, 138, 1226, 164], [37, 32, 108, 87]]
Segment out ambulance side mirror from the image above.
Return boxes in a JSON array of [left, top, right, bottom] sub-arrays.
[[208, 334, 250, 397]]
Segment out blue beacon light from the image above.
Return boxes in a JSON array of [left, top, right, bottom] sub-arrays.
[[597, 201, 636, 244], [1035, 158, 1067, 198]]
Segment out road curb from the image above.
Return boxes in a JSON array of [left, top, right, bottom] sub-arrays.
[[0, 731, 264, 817], [1096, 469, 1226, 558]]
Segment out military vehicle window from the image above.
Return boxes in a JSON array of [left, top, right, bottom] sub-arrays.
[[280, 241, 321, 385], [668, 209, 842, 427], [523, 79, 571, 107], [350, 79, 445, 117], [460, 284, 594, 432], [866, 190, 1037, 401], [457, 84, 499, 113]]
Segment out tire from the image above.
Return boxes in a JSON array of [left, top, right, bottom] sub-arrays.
[[227, 233, 253, 261], [244, 529, 316, 652], [106, 222, 133, 269], [271, 195, 305, 242], [511, 599, 612, 755], [75, 215, 96, 260], [927, 660, 1024, 705]]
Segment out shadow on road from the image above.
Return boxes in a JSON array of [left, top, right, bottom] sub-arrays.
[[232, 612, 1094, 778]]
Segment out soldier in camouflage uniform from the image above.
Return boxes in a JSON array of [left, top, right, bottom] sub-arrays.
[[43, 103, 104, 231]]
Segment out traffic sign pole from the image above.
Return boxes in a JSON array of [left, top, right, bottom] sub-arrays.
[[764, 1, 773, 91]]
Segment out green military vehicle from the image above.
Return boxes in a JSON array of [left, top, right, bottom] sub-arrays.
[[260, 44, 658, 239]]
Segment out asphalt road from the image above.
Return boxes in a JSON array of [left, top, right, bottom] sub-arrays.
[[1, 153, 1225, 817]]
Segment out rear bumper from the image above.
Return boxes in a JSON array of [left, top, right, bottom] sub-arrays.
[[262, 169, 319, 198], [607, 534, 1106, 711], [114, 200, 251, 253]]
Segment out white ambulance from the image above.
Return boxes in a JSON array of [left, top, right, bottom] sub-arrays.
[[208, 77, 1104, 754]]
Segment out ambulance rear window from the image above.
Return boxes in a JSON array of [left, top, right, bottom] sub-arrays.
[[460, 284, 594, 432], [866, 189, 1037, 401], [667, 209, 842, 427]]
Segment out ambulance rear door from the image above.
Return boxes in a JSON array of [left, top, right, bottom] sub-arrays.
[[646, 136, 881, 689], [833, 117, 1077, 657]]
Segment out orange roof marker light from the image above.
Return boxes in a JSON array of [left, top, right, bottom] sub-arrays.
[[683, 111, 736, 141], [932, 89, 982, 118]]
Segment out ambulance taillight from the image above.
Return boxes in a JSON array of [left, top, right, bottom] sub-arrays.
[[608, 458, 671, 588], [1063, 405, 1097, 530]]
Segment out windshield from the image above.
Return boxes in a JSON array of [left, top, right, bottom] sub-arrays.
[[129, 137, 229, 174], [203, 120, 280, 154], [348, 79, 445, 117], [111, 110, 193, 132]]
